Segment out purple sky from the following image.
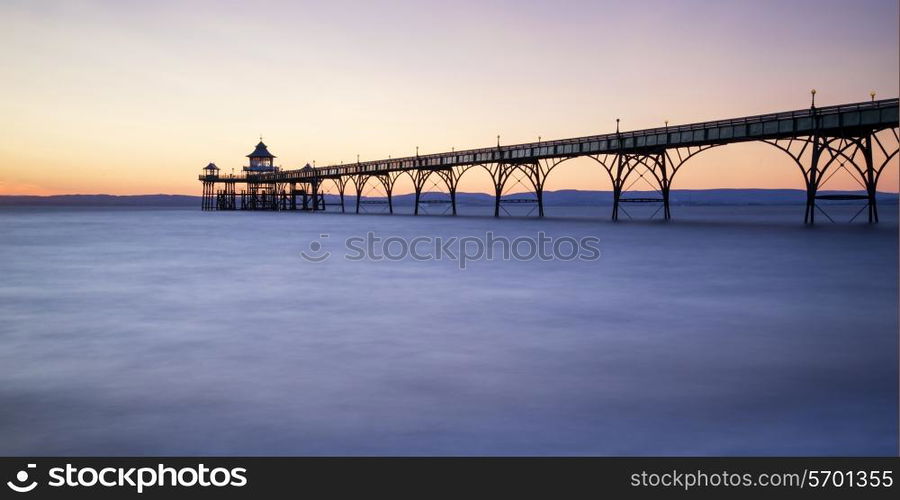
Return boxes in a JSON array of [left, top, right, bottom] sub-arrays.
[[0, 0, 897, 194]]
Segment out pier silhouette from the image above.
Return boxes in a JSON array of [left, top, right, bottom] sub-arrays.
[[200, 97, 899, 224]]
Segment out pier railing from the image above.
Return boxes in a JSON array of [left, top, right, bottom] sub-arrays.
[[244, 98, 898, 182]]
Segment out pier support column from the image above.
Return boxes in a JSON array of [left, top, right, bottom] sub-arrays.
[[201, 181, 215, 210], [658, 152, 671, 221], [332, 177, 348, 213], [515, 161, 545, 218], [536, 186, 544, 217], [533, 163, 545, 217], [411, 170, 428, 216], [381, 176, 394, 214], [353, 175, 366, 214], [863, 134, 878, 223], [227, 183, 236, 210], [376, 172, 403, 215], [513, 161, 547, 217], [310, 179, 320, 212], [865, 127, 900, 224], [485, 163, 509, 218], [804, 136, 822, 225], [437, 166, 468, 216], [611, 183, 621, 221], [429, 165, 472, 217], [611, 155, 624, 221]]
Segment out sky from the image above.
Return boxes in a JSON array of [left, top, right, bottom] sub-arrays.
[[0, 0, 897, 195]]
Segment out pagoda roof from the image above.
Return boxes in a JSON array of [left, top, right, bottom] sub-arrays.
[[246, 141, 276, 159]]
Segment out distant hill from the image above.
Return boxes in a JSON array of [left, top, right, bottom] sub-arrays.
[[0, 194, 198, 207], [1, 190, 896, 207]]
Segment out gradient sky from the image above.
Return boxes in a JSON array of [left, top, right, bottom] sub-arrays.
[[0, 0, 897, 195]]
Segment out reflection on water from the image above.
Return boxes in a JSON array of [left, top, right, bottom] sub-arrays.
[[0, 206, 896, 455]]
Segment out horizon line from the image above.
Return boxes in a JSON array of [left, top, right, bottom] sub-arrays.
[[3, 188, 900, 198]]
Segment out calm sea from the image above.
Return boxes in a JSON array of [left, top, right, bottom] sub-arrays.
[[0, 205, 896, 455]]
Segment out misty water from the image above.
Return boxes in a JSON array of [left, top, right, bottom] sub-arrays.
[[0, 205, 897, 455]]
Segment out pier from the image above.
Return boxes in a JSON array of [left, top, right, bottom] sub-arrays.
[[200, 97, 899, 223]]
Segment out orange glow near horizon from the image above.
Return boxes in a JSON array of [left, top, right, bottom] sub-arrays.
[[1, 1, 897, 196]]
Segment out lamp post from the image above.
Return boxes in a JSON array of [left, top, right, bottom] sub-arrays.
[[616, 118, 620, 133], [496, 135, 500, 147], [870, 90, 876, 102], [810, 89, 816, 108]]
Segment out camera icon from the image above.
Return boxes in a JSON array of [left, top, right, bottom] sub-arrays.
[[7, 464, 38, 493], [300, 234, 331, 263]]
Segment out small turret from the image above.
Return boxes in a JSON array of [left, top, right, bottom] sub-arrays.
[[202, 162, 220, 178]]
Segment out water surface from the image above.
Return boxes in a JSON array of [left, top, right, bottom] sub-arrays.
[[0, 206, 896, 455]]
